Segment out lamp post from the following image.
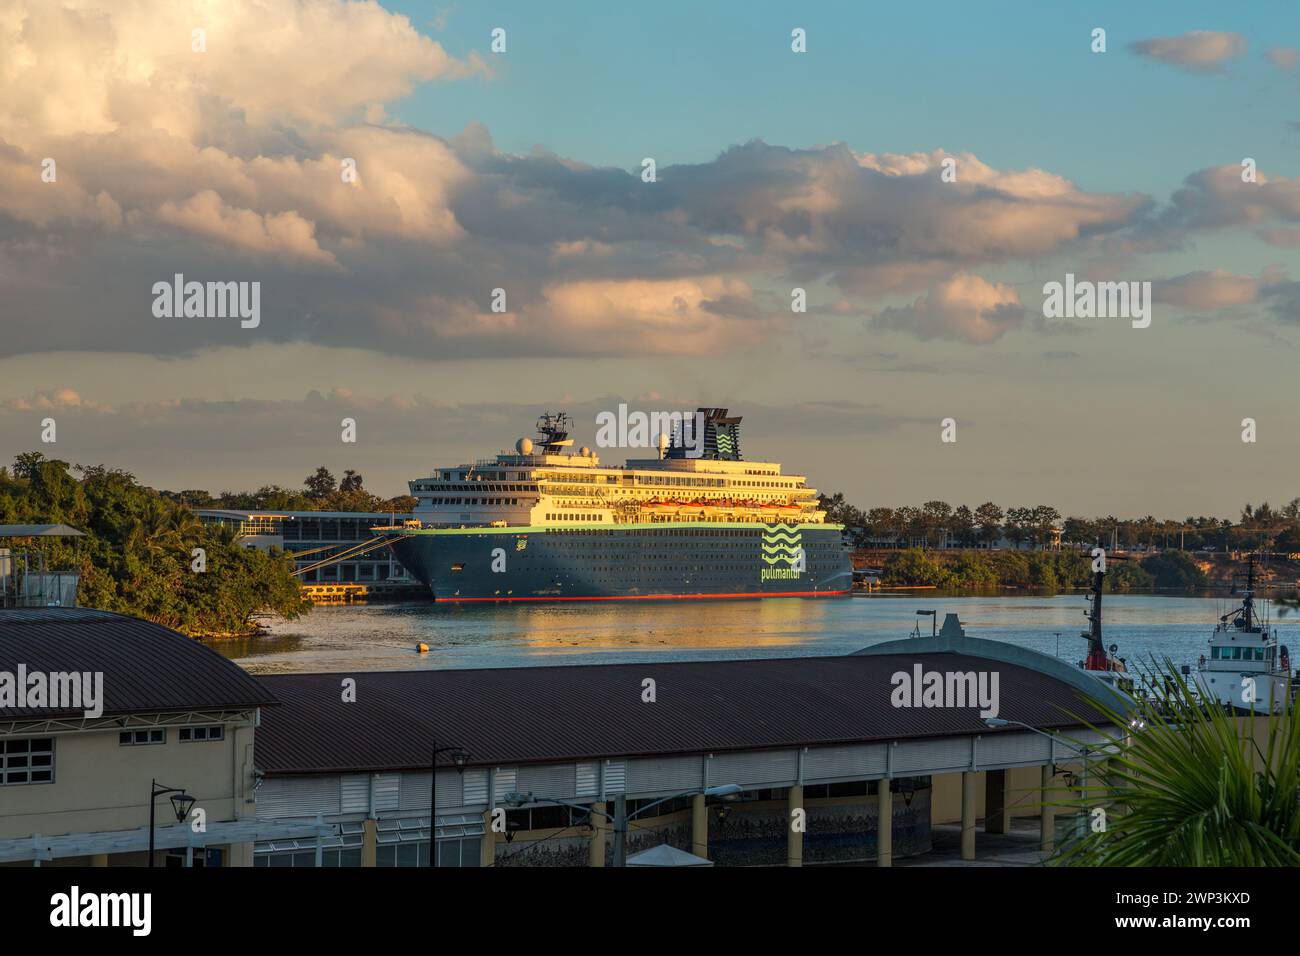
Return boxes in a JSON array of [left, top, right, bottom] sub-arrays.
[[984, 717, 1100, 844], [148, 780, 195, 868], [429, 740, 471, 868], [503, 784, 743, 867]]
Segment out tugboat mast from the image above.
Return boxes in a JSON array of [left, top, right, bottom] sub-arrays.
[[1082, 568, 1108, 671]]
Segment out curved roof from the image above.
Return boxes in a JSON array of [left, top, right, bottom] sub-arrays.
[[255, 650, 1108, 775], [0, 608, 276, 718]]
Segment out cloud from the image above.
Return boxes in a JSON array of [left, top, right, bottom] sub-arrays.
[[0, 2, 1152, 361], [0, 389, 925, 494], [871, 273, 1025, 344], [1160, 165, 1300, 243], [1129, 31, 1246, 72], [1153, 267, 1288, 310], [1267, 47, 1300, 71], [156, 191, 337, 266]]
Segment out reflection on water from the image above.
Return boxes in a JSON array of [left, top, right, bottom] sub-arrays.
[[205, 590, 1300, 675]]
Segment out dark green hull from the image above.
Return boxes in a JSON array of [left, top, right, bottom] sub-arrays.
[[385, 523, 852, 602]]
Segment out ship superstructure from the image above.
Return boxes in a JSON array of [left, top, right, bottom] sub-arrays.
[[1197, 556, 1295, 713], [382, 409, 852, 601]]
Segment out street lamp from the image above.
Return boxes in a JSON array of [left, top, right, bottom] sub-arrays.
[[148, 780, 195, 868], [502, 783, 743, 867], [984, 717, 1106, 844], [429, 740, 471, 868]]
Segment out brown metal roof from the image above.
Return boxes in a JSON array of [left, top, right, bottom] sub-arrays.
[[254, 654, 1106, 775], [0, 608, 277, 718]]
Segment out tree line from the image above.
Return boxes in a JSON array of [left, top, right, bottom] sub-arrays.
[[818, 492, 1300, 553], [3, 453, 307, 636], [161, 464, 418, 515]]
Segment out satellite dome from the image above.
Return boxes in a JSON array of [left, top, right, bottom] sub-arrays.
[[516, 437, 533, 455]]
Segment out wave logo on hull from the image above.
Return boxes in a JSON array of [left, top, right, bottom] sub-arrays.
[[761, 524, 804, 581]]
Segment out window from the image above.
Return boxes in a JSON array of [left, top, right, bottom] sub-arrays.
[[2, 737, 53, 785], [179, 725, 225, 742], [120, 729, 165, 746]]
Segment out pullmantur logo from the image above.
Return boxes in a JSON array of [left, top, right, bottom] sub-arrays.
[[594, 405, 706, 458], [760, 524, 804, 581], [890, 663, 1000, 718], [50, 886, 151, 936], [0, 665, 103, 718]]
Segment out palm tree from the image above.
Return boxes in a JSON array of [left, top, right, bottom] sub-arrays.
[[1053, 661, 1300, 866]]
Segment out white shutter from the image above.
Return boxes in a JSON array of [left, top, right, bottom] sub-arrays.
[[340, 774, 370, 813], [492, 768, 517, 802], [604, 759, 625, 795], [462, 769, 489, 805], [372, 773, 400, 811], [256, 776, 340, 817], [575, 762, 599, 798]]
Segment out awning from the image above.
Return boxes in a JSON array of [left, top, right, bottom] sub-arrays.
[[0, 524, 86, 538], [626, 843, 714, 867], [0, 817, 334, 864]]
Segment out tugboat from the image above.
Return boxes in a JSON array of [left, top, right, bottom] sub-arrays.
[[1077, 568, 1133, 693], [1197, 555, 1296, 714]]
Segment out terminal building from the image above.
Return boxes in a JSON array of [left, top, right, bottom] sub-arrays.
[[2, 607, 1123, 867], [0, 609, 326, 866], [195, 509, 417, 594]]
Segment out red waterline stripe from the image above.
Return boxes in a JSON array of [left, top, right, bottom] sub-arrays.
[[438, 589, 852, 603]]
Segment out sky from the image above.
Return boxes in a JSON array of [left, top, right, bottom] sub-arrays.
[[2, 0, 1300, 517]]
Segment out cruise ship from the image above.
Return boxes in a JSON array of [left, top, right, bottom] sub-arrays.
[[380, 409, 853, 602]]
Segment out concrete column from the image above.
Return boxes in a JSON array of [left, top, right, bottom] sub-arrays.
[[1039, 765, 1055, 853], [89, 853, 109, 867], [588, 801, 607, 867], [361, 818, 377, 868], [786, 785, 803, 867], [691, 793, 708, 861], [481, 809, 498, 867], [984, 769, 1010, 834], [960, 772, 977, 861], [876, 781, 893, 868]]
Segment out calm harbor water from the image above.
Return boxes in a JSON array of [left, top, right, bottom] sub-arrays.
[[209, 591, 1300, 675]]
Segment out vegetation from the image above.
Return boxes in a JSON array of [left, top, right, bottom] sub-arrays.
[[1, 454, 307, 637], [820, 492, 1300, 554], [880, 548, 1110, 591], [1054, 661, 1300, 866], [167, 465, 417, 514]]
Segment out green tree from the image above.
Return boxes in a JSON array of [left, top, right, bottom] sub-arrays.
[[3, 453, 306, 637], [974, 502, 1004, 548], [881, 548, 945, 586], [1055, 661, 1300, 866], [304, 466, 337, 499], [1141, 550, 1207, 589]]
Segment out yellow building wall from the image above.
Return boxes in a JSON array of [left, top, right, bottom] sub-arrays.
[[0, 720, 256, 842]]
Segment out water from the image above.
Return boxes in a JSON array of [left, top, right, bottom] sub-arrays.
[[208, 591, 1300, 675]]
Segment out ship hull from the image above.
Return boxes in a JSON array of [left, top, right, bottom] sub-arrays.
[[385, 524, 852, 602]]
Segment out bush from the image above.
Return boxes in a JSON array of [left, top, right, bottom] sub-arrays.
[[1109, 561, 1154, 592], [1140, 550, 1207, 590], [881, 548, 945, 586]]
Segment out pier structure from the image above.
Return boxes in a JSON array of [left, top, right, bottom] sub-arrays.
[[1, 606, 1129, 867], [195, 509, 421, 597], [248, 630, 1124, 868]]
